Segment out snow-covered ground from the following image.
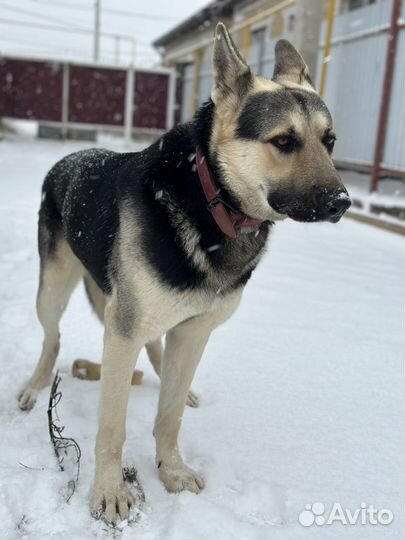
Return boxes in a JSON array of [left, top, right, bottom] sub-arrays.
[[0, 133, 404, 540], [339, 170, 405, 225]]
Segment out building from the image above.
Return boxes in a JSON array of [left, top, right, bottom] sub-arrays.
[[153, 0, 333, 123], [154, 0, 405, 183], [153, 0, 381, 124]]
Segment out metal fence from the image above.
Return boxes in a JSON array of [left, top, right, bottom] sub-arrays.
[[0, 56, 176, 136], [317, 0, 405, 175]]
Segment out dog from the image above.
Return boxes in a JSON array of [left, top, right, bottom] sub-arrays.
[[18, 23, 351, 523]]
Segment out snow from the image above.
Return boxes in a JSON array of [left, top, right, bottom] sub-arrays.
[[350, 186, 405, 211], [340, 170, 405, 226], [0, 134, 404, 539]]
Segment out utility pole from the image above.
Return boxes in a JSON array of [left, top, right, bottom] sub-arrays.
[[94, 0, 101, 62], [114, 35, 120, 63], [131, 38, 136, 64]]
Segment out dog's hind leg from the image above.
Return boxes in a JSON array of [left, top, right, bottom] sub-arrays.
[[72, 274, 144, 385], [72, 359, 144, 385], [146, 338, 199, 408], [18, 238, 84, 410], [72, 332, 198, 405], [73, 278, 192, 402], [72, 274, 106, 382]]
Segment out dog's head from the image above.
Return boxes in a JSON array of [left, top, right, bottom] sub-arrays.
[[209, 23, 351, 223]]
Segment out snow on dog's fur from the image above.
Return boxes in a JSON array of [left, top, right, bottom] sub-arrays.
[[19, 23, 350, 524]]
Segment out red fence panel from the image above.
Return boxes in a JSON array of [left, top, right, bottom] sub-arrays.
[[0, 58, 172, 132], [68, 65, 126, 126], [0, 58, 62, 121], [133, 71, 168, 130]]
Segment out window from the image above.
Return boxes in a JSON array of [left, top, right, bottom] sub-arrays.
[[250, 28, 266, 75], [348, 0, 376, 11], [288, 14, 296, 33]]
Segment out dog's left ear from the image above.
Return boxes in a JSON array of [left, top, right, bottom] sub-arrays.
[[212, 22, 252, 106], [273, 39, 314, 88]]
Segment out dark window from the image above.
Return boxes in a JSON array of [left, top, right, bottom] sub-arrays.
[[251, 28, 266, 75], [348, 0, 376, 11], [288, 14, 296, 32]]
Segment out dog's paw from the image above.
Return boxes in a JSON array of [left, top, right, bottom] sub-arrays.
[[91, 481, 136, 525], [72, 359, 89, 379], [186, 389, 199, 408], [72, 358, 100, 381], [18, 386, 38, 411], [158, 463, 205, 494]]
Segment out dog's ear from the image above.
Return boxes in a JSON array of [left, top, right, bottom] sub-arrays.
[[272, 39, 314, 87], [211, 22, 252, 106]]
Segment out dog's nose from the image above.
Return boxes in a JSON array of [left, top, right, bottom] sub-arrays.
[[324, 192, 351, 222]]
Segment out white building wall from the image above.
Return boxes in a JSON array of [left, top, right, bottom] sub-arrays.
[[247, 3, 297, 78], [196, 2, 299, 107], [198, 44, 213, 107], [180, 63, 194, 122]]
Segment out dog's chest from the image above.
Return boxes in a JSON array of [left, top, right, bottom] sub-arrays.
[[191, 228, 269, 293], [123, 259, 239, 339]]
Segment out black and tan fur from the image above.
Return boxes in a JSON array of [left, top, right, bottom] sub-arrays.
[[18, 23, 350, 523]]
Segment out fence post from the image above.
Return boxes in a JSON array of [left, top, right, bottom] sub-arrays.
[[166, 69, 176, 130], [124, 64, 134, 144], [61, 62, 69, 139], [370, 0, 401, 193]]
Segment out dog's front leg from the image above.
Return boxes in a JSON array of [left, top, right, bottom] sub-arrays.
[[154, 292, 241, 494], [91, 293, 143, 524], [154, 321, 209, 494]]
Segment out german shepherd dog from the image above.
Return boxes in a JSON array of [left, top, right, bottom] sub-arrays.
[[18, 23, 351, 523]]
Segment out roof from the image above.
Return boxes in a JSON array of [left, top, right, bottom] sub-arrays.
[[153, 0, 243, 48]]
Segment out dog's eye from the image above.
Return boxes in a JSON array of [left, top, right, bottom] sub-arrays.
[[324, 136, 336, 153], [269, 135, 298, 153]]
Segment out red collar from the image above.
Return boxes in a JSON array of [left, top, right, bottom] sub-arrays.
[[195, 146, 265, 239]]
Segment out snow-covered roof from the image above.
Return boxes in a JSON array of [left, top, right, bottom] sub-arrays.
[[152, 0, 243, 48]]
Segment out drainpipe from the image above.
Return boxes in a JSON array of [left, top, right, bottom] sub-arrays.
[[370, 0, 401, 193], [242, 25, 251, 60], [319, 0, 336, 97]]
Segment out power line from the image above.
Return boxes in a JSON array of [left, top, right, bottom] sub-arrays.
[[0, 2, 89, 31], [99, 7, 177, 22], [0, 10, 153, 48], [0, 3, 163, 66], [28, 0, 177, 22], [0, 34, 156, 59], [0, 17, 137, 43]]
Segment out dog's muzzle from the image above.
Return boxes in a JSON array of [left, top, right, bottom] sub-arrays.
[[268, 188, 351, 223]]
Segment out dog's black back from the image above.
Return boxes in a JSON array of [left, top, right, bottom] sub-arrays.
[[39, 101, 270, 296]]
